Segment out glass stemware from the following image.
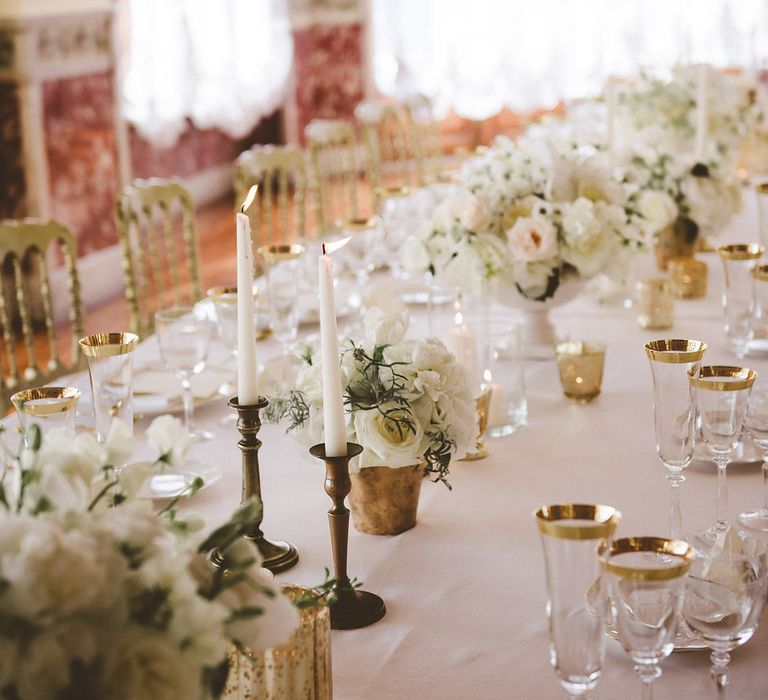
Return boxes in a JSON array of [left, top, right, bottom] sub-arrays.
[[155, 306, 214, 442], [717, 244, 763, 360], [334, 216, 384, 311], [599, 537, 694, 700], [535, 503, 621, 699], [738, 382, 768, 531], [683, 530, 768, 694], [644, 339, 706, 540], [257, 244, 305, 391], [689, 365, 756, 536]]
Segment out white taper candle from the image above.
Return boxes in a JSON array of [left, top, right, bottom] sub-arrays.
[[236, 186, 259, 405]]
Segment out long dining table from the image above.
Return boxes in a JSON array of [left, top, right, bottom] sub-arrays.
[[68, 194, 768, 699]]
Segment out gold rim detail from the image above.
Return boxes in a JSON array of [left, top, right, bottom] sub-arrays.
[[717, 243, 764, 261], [534, 503, 620, 540], [688, 365, 757, 391], [644, 339, 707, 363], [599, 537, 695, 581], [79, 332, 139, 358], [11, 386, 81, 415], [256, 243, 306, 262]]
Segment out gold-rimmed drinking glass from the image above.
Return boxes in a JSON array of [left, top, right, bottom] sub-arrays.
[[644, 339, 706, 540], [749, 264, 768, 352], [756, 182, 768, 249], [717, 244, 763, 360], [599, 537, 694, 700], [377, 185, 413, 278], [11, 386, 81, 447], [534, 503, 621, 699], [683, 531, 768, 695], [79, 332, 138, 445], [689, 365, 757, 535]]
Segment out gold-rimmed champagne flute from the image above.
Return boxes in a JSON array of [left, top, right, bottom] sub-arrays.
[[644, 339, 706, 540], [689, 365, 757, 537], [599, 537, 694, 700], [535, 503, 621, 699], [717, 244, 763, 360], [334, 216, 384, 308]]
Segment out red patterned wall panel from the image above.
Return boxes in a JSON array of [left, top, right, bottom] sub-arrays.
[[292, 22, 364, 142], [0, 82, 26, 219], [42, 70, 120, 255]]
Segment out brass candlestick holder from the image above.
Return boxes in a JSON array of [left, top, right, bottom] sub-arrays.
[[222, 396, 299, 573], [309, 442, 386, 630]]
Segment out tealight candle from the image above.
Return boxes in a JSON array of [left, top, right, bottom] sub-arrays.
[[668, 258, 708, 299], [636, 279, 674, 329], [482, 369, 507, 427], [555, 341, 606, 404]]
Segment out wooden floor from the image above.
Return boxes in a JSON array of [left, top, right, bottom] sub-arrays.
[[84, 194, 238, 335]]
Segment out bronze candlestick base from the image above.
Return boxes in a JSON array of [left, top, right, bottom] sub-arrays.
[[224, 396, 299, 574], [310, 442, 386, 630]]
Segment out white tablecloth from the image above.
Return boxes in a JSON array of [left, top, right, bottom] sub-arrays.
[[80, 196, 768, 698]]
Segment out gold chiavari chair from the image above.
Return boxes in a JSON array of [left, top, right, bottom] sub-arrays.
[[115, 179, 202, 339], [402, 93, 445, 186], [0, 219, 84, 408], [233, 144, 309, 245], [305, 118, 374, 237], [355, 99, 418, 200]]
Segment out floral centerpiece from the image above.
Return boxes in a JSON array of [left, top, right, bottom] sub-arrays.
[[402, 136, 645, 304], [629, 144, 743, 264], [0, 418, 298, 699], [265, 307, 476, 487], [616, 65, 765, 153]]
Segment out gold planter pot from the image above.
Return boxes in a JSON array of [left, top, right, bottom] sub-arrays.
[[654, 221, 696, 270], [224, 586, 332, 700], [349, 465, 424, 536]]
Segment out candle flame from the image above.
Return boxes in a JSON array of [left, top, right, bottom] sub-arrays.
[[322, 236, 351, 256], [454, 311, 463, 325], [483, 368, 492, 383], [240, 185, 258, 214]]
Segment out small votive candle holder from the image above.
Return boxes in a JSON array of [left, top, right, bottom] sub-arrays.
[[555, 341, 606, 404], [636, 279, 674, 329], [668, 258, 708, 299]]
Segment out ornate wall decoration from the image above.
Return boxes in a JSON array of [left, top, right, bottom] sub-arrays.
[[292, 22, 364, 142], [43, 71, 120, 255], [0, 82, 25, 218], [36, 16, 111, 67]]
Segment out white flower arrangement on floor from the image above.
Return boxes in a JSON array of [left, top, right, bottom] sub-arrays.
[[403, 136, 646, 302], [265, 308, 477, 487], [0, 417, 298, 700]]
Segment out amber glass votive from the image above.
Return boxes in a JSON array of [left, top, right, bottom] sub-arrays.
[[636, 279, 674, 329], [668, 258, 707, 299], [555, 341, 606, 404]]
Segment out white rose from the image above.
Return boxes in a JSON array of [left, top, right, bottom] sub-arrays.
[[401, 234, 431, 275], [0, 515, 123, 620], [447, 190, 491, 230], [218, 566, 298, 651], [506, 215, 559, 263], [354, 402, 425, 468], [638, 190, 678, 232], [364, 307, 409, 347], [102, 627, 201, 700], [103, 419, 134, 467], [146, 415, 191, 468]]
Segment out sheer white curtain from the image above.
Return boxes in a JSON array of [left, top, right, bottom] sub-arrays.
[[122, 0, 293, 147], [373, 0, 768, 119]]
